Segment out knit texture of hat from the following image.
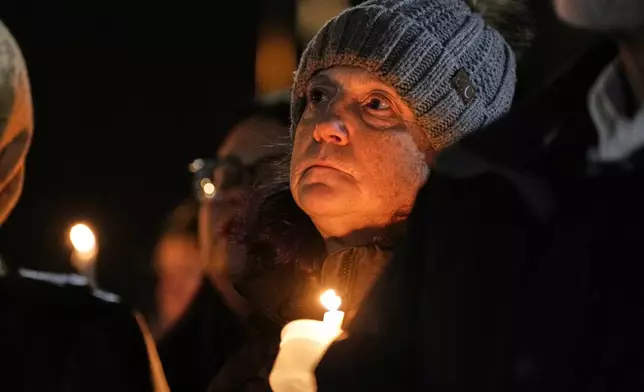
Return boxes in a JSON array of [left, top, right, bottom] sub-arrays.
[[290, 0, 516, 151]]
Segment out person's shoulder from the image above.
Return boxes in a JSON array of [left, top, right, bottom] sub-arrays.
[[0, 269, 137, 332], [207, 327, 279, 392], [0, 270, 153, 391]]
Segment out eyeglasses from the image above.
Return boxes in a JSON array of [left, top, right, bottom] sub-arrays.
[[189, 154, 287, 201]]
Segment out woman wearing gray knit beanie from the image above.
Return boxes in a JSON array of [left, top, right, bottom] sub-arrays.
[[288, 0, 530, 244], [289, 0, 524, 292], [208, 1, 532, 390]]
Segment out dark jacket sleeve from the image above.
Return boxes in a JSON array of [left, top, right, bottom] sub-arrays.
[[207, 329, 280, 392], [157, 279, 246, 392], [62, 305, 154, 392]]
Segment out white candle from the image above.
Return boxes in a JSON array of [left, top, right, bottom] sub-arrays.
[[268, 290, 345, 392], [320, 289, 344, 332]]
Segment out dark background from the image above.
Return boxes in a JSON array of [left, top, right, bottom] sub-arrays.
[[0, 0, 600, 298], [0, 1, 261, 289]]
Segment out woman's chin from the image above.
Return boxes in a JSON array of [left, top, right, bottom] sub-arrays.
[[296, 182, 356, 217]]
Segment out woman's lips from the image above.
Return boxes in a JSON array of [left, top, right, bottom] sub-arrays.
[[303, 165, 346, 179], [301, 164, 354, 184], [306, 164, 341, 172], [304, 160, 352, 176]]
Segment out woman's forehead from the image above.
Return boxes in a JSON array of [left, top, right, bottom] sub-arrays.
[[312, 66, 398, 96]]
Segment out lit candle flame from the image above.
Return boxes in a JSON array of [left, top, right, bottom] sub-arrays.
[[320, 289, 341, 312], [69, 223, 96, 253]]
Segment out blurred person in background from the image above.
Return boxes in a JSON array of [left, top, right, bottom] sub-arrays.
[[150, 200, 203, 337], [152, 96, 291, 392], [315, 0, 644, 391], [200, 94, 293, 320], [208, 0, 533, 390], [0, 20, 167, 392], [150, 199, 244, 392]]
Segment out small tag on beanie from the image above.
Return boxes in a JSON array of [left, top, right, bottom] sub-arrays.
[[452, 69, 476, 105]]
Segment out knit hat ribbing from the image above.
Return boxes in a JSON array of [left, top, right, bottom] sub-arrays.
[[291, 0, 516, 151]]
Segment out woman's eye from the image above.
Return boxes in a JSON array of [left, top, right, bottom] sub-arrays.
[[365, 97, 391, 111], [307, 88, 328, 106], [363, 95, 396, 118]]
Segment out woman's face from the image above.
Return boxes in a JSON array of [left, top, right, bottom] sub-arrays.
[[290, 66, 430, 238]]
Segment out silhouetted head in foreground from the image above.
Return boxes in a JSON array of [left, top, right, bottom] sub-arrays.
[[0, 21, 33, 225]]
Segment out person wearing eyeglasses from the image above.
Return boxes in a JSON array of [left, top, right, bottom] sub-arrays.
[[189, 95, 293, 322], [152, 95, 291, 392]]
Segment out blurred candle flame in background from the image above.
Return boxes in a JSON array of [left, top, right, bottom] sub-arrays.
[[69, 222, 98, 285], [69, 223, 96, 254]]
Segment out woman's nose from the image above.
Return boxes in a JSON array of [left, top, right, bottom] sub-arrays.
[[312, 119, 349, 146]]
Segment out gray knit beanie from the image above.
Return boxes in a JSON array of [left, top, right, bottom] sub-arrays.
[[291, 0, 516, 150]]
